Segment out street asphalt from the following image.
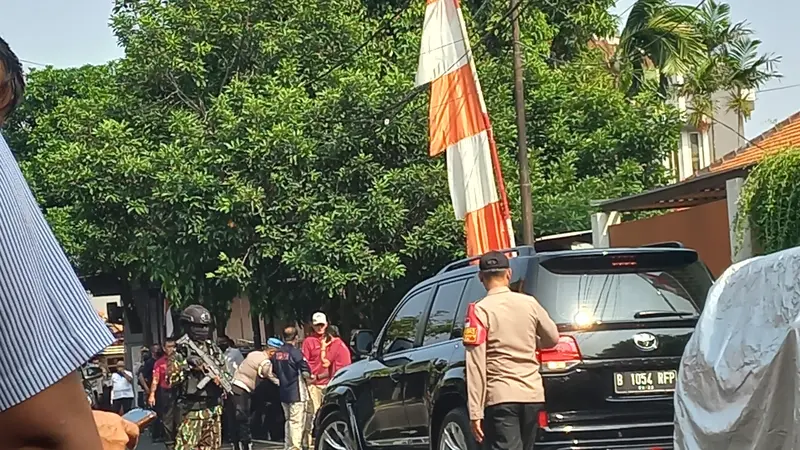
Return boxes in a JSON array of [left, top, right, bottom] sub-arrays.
[[138, 433, 284, 450]]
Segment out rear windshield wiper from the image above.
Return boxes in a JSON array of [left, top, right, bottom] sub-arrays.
[[633, 310, 697, 319]]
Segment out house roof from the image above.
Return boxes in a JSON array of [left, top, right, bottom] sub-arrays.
[[592, 165, 749, 213], [698, 110, 800, 175]]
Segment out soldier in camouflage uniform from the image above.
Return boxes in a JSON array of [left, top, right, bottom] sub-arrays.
[[168, 305, 230, 450]]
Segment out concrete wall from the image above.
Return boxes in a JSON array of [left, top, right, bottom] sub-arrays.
[[608, 200, 731, 277], [226, 295, 266, 344], [710, 90, 748, 160], [225, 296, 303, 344]]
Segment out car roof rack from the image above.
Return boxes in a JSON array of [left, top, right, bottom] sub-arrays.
[[640, 241, 685, 249], [436, 245, 537, 275]]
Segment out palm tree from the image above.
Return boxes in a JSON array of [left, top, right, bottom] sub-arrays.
[[619, 0, 706, 97], [682, 1, 780, 149], [694, 0, 751, 55], [724, 37, 781, 144], [682, 0, 752, 150]]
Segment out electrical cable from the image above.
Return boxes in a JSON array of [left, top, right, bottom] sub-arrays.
[[306, 0, 496, 88], [371, 0, 534, 126]]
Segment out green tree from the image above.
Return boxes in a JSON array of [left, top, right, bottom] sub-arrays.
[[682, 1, 780, 149], [10, 0, 683, 331], [618, 0, 706, 97], [724, 37, 781, 144], [736, 149, 800, 254]]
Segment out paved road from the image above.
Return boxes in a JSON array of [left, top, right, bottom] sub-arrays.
[[138, 433, 284, 450]]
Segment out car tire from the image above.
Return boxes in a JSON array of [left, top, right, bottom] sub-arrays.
[[315, 409, 358, 450], [438, 407, 479, 450]]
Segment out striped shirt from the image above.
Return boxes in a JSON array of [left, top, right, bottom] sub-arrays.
[[0, 134, 114, 411]]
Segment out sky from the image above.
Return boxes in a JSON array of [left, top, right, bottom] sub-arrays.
[[0, 0, 796, 140]]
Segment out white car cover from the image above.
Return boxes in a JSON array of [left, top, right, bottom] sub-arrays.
[[674, 246, 800, 449]]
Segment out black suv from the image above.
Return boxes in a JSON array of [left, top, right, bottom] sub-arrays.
[[313, 245, 714, 450]]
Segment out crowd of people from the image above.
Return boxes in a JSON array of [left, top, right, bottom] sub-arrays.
[[1, 32, 556, 450], [121, 308, 351, 450]]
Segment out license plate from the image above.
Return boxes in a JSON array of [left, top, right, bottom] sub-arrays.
[[613, 370, 677, 394]]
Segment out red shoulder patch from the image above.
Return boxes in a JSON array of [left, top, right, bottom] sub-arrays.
[[462, 303, 487, 346]]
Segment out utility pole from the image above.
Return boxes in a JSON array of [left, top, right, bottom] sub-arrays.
[[510, 0, 534, 244]]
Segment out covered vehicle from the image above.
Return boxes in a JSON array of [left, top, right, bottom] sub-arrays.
[[675, 246, 800, 449]]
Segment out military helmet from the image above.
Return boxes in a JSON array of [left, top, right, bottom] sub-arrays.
[[180, 305, 213, 325]]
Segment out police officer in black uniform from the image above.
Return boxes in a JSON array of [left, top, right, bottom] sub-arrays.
[[168, 305, 229, 450]]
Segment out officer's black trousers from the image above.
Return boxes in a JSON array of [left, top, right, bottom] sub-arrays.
[[483, 402, 544, 450], [231, 385, 252, 446], [157, 387, 180, 446]]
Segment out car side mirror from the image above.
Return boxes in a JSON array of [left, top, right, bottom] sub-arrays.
[[350, 329, 375, 357]]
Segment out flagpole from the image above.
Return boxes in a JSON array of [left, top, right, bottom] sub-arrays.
[[510, 0, 535, 245]]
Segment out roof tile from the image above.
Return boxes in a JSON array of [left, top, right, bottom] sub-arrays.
[[699, 111, 800, 175]]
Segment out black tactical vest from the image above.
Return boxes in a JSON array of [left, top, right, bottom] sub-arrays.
[[178, 341, 223, 410]]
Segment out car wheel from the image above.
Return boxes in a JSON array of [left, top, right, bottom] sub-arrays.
[[315, 410, 358, 450], [438, 407, 478, 450]]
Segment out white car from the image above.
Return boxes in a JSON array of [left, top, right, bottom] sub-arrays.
[[675, 246, 800, 449]]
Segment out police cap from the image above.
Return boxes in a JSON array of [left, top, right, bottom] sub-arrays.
[[479, 251, 509, 272]]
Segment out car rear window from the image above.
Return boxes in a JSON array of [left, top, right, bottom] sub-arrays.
[[527, 252, 713, 324]]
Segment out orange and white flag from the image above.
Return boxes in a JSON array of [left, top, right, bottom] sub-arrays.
[[416, 0, 515, 257]]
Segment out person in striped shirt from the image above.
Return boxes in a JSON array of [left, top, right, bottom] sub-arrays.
[[0, 36, 116, 449]]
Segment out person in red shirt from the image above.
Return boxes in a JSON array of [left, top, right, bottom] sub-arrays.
[[301, 312, 351, 447], [148, 337, 179, 448]]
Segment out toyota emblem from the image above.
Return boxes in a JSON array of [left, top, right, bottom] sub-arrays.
[[633, 332, 658, 352]]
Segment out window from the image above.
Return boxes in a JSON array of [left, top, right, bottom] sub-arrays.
[[453, 277, 487, 333], [689, 132, 702, 172], [669, 150, 680, 181], [423, 280, 468, 347], [381, 289, 431, 355], [529, 262, 712, 325]]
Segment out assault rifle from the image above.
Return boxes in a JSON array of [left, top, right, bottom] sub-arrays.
[[176, 334, 234, 395]]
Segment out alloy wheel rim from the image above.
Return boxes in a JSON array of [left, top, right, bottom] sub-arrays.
[[440, 421, 468, 450], [320, 420, 356, 450]]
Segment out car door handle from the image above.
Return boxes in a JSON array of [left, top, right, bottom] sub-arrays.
[[389, 371, 402, 383]]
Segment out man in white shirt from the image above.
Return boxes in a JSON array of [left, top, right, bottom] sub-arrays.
[[111, 361, 135, 415]]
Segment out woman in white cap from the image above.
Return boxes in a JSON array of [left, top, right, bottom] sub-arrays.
[[301, 312, 351, 448]]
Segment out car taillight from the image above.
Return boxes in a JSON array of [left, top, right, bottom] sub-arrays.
[[537, 409, 548, 428], [537, 336, 582, 373]]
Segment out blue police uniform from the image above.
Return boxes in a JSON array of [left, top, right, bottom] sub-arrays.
[[271, 344, 311, 404], [270, 343, 311, 450]]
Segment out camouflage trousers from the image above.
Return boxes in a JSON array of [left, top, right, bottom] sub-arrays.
[[175, 405, 223, 450]]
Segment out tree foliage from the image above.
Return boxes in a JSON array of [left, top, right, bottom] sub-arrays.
[[680, 0, 780, 140], [618, 0, 706, 96], [6, 0, 682, 328], [736, 149, 800, 255]]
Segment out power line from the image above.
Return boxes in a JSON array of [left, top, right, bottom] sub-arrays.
[[307, 0, 496, 88], [306, 2, 414, 87], [687, 107, 766, 152], [655, 0, 707, 43], [614, 1, 637, 22], [19, 59, 48, 68], [757, 83, 800, 94], [374, 0, 533, 126]]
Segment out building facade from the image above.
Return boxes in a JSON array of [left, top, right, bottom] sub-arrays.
[[668, 78, 754, 181]]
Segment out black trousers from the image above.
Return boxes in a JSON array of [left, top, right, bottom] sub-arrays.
[[157, 387, 180, 445], [483, 402, 544, 450], [112, 397, 134, 415], [231, 385, 252, 445]]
